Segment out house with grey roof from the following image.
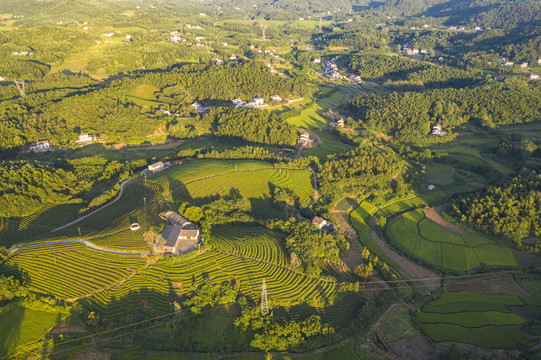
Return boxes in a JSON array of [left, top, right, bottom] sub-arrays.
[[160, 211, 200, 255]]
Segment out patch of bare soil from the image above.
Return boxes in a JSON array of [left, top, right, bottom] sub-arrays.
[[73, 348, 111, 360], [444, 273, 531, 297], [425, 206, 467, 236], [123, 139, 184, 151], [333, 210, 363, 271], [372, 130, 392, 141], [388, 335, 433, 360], [51, 322, 86, 334], [148, 123, 167, 137], [142, 299, 153, 311]]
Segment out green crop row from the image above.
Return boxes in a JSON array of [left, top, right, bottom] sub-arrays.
[[209, 223, 288, 267], [149, 159, 274, 194], [1, 243, 147, 299]]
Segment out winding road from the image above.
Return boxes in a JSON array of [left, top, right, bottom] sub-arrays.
[[50, 178, 132, 233], [9, 239, 151, 255]]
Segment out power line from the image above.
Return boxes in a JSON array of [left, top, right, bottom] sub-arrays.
[[3, 270, 530, 359]]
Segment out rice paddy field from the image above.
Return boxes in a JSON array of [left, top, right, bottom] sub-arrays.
[[424, 164, 454, 185], [349, 201, 398, 268], [388, 209, 517, 272], [417, 291, 534, 349], [373, 192, 446, 218], [86, 248, 340, 319], [1, 221, 353, 322], [171, 167, 314, 218]]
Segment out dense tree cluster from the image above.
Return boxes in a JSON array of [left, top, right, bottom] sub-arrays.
[[209, 107, 298, 146], [0, 161, 75, 218], [0, 158, 145, 218], [184, 278, 238, 314], [0, 275, 28, 301], [348, 54, 428, 80], [316, 29, 388, 50], [250, 315, 333, 352], [404, 66, 480, 88], [266, 219, 348, 276], [344, 79, 541, 144], [318, 147, 404, 203], [0, 61, 310, 153], [454, 172, 541, 247]]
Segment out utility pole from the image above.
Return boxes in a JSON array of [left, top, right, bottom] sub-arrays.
[[260, 279, 269, 315], [77, 227, 81, 236], [14, 80, 26, 97], [260, 24, 268, 40]]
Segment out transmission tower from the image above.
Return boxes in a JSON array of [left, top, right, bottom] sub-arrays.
[[260, 279, 269, 315], [260, 24, 268, 40], [14, 80, 26, 97]]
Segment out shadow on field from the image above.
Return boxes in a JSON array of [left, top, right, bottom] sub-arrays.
[[0, 202, 83, 247]]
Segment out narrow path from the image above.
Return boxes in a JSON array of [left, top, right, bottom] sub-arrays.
[[51, 179, 132, 233], [9, 239, 151, 256], [318, 99, 338, 106]]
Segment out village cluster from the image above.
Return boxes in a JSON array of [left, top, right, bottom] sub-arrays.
[[318, 55, 361, 82]]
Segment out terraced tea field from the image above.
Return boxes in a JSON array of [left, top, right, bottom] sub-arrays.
[[87, 249, 340, 319], [172, 167, 314, 218], [388, 209, 516, 272], [56, 180, 165, 251], [149, 159, 274, 194], [209, 223, 288, 266], [1, 243, 148, 300], [417, 291, 531, 349], [0, 203, 82, 247]]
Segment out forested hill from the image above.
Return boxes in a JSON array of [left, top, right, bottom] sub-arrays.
[[0, 62, 312, 154], [0, 0, 125, 20], [344, 79, 541, 144], [376, 0, 541, 29]]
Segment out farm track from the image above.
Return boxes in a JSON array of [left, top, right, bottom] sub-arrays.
[[367, 217, 440, 292], [50, 178, 132, 233], [9, 239, 151, 256]]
